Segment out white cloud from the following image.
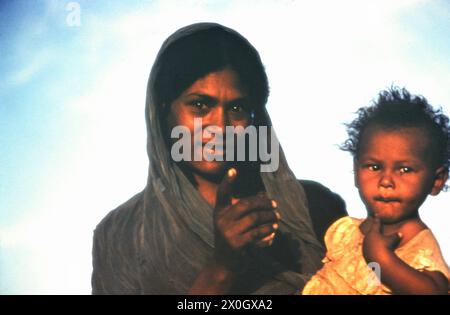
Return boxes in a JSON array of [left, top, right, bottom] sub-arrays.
[[7, 49, 52, 87]]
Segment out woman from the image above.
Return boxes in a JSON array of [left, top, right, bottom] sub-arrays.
[[92, 23, 347, 294]]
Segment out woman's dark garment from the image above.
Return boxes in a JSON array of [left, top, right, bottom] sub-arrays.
[[92, 179, 346, 294]]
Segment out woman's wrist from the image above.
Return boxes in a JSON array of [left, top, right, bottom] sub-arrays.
[[208, 262, 237, 283], [213, 244, 251, 274], [188, 262, 237, 295]]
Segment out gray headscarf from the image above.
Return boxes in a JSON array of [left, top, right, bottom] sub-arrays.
[[137, 23, 324, 294]]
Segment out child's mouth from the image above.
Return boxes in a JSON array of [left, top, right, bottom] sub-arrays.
[[373, 196, 401, 203]]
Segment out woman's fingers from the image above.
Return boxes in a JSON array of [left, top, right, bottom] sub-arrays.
[[216, 209, 279, 246], [216, 194, 280, 237], [232, 208, 280, 235], [215, 168, 237, 210], [214, 168, 282, 253], [255, 232, 276, 248], [235, 222, 279, 248], [226, 193, 276, 221]]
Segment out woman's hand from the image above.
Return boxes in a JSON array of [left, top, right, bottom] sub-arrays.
[[188, 167, 280, 294], [213, 168, 281, 271]]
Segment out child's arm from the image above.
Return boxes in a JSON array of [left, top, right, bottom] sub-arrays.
[[362, 217, 449, 295]]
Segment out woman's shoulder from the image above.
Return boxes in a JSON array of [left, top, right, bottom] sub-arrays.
[[299, 179, 337, 194], [94, 191, 145, 241], [92, 191, 148, 294], [298, 179, 348, 244], [299, 179, 346, 212]]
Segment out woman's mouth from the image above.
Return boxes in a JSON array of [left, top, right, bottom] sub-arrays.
[[205, 147, 224, 156], [195, 143, 224, 161]]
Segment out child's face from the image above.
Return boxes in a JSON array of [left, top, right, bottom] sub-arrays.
[[354, 126, 447, 224]]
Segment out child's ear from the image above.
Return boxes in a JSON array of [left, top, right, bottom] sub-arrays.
[[430, 166, 449, 196]]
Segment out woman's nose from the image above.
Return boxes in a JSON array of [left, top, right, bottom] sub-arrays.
[[207, 106, 227, 130]]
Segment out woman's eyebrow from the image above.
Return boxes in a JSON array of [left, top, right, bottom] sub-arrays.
[[222, 97, 250, 109], [185, 93, 249, 105], [185, 93, 217, 105], [226, 96, 248, 103], [186, 93, 215, 100]]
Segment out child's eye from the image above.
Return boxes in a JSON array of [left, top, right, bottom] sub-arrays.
[[399, 167, 413, 174], [367, 164, 380, 171]]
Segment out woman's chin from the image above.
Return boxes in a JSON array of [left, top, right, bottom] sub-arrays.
[[186, 160, 230, 181]]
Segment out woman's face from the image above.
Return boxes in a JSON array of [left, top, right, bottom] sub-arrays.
[[166, 67, 254, 180]]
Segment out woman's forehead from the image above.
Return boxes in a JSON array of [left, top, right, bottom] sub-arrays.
[[181, 68, 245, 98]]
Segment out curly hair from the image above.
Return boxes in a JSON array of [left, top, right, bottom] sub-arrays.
[[341, 87, 450, 170]]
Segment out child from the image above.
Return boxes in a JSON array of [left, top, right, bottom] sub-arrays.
[[303, 87, 450, 294]]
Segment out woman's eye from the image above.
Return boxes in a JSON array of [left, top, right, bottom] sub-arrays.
[[189, 101, 209, 112], [229, 104, 244, 112], [400, 167, 413, 174], [228, 104, 252, 120]]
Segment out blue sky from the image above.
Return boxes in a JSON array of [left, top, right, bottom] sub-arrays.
[[1, 0, 449, 294]]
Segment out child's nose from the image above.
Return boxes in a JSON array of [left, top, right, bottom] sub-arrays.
[[379, 173, 395, 189]]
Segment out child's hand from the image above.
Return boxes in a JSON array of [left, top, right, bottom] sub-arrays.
[[362, 216, 403, 264]]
